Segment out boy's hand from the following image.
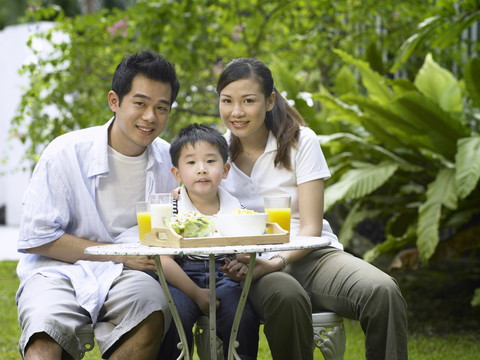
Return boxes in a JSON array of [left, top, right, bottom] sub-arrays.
[[193, 288, 220, 315], [171, 187, 181, 200]]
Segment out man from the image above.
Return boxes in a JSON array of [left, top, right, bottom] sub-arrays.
[[16, 50, 179, 360]]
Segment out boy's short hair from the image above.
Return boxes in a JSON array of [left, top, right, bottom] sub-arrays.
[[169, 123, 228, 167], [112, 49, 180, 105]]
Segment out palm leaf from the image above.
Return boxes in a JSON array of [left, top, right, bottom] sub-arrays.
[[432, 10, 480, 49], [363, 225, 416, 263], [414, 53, 463, 113], [455, 136, 480, 199], [464, 57, 480, 109], [317, 133, 419, 170], [339, 203, 382, 248], [391, 92, 468, 159], [333, 49, 393, 103], [324, 161, 399, 211], [417, 168, 457, 263], [390, 16, 444, 73]]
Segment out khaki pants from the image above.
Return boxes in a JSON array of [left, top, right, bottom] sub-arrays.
[[18, 269, 170, 360], [248, 248, 408, 360]]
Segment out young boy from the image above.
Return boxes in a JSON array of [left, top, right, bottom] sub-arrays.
[[158, 123, 259, 359]]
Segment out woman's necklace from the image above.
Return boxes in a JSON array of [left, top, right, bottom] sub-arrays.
[[244, 151, 258, 163]]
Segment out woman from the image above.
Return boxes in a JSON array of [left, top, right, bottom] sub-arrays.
[[218, 58, 408, 360]]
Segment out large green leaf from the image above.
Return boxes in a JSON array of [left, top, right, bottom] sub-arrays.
[[431, 10, 480, 49], [455, 136, 480, 199], [391, 92, 468, 159], [333, 65, 358, 96], [324, 161, 399, 211], [344, 95, 441, 154], [464, 57, 480, 109], [414, 53, 463, 113], [363, 225, 416, 263], [417, 168, 457, 263], [333, 49, 393, 103], [390, 16, 444, 73], [317, 133, 419, 170], [338, 202, 382, 248], [315, 89, 364, 126], [342, 94, 422, 135]]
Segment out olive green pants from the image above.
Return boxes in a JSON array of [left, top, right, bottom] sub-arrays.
[[248, 248, 408, 360]]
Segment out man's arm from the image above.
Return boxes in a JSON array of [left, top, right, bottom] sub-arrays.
[[26, 233, 157, 271]]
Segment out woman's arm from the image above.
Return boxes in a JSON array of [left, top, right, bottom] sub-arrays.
[[224, 179, 325, 280], [276, 178, 325, 263]]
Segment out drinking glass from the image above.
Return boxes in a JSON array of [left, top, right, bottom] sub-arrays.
[[149, 193, 173, 228], [264, 196, 291, 231], [136, 201, 151, 241]]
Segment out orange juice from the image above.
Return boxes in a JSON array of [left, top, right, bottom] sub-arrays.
[[137, 211, 152, 241], [265, 207, 291, 231]]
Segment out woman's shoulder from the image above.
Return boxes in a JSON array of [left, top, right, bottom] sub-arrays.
[[299, 126, 318, 139], [296, 126, 321, 149]]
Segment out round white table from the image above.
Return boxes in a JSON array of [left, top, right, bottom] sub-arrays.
[[85, 236, 331, 360]]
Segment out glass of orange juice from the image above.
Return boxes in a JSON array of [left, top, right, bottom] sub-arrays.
[[136, 201, 151, 242], [264, 196, 291, 232]]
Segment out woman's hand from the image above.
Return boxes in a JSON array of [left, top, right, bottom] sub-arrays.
[[220, 257, 249, 281], [221, 255, 280, 281]]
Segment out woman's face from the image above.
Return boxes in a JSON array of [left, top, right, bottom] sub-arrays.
[[218, 77, 275, 141]]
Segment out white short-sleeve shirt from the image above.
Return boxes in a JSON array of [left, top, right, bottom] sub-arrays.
[[221, 126, 342, 250]]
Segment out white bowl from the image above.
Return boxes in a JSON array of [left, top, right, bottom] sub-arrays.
[[214, 213, 268, 236]]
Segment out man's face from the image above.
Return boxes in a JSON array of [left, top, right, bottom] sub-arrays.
[[108, 74, 173, 156]]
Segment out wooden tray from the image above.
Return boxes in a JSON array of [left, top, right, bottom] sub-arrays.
[[142, 222, 289, 248]]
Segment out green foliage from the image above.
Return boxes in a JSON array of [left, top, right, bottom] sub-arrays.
[[318, 51, 480, 266], [11, 0, 434, 166], [0, 0, 29, 29], [0, 261, 20, 357], [391, 0, 480, 73]]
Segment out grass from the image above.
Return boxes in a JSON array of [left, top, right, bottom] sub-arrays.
[[2, 259, 479, 359]]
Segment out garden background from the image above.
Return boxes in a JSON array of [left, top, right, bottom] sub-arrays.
[[0, 0, 479, 359]]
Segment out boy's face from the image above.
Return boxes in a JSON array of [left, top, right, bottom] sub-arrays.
[[108, 74, 172, 156], [171, 141, 230, 201]]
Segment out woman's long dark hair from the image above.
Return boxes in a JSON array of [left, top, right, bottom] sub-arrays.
[[216, 58, 306, 170]]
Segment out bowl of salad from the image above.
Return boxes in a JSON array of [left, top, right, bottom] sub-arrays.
[[165, 212, 215, 238], [214, 209, 268, 236]]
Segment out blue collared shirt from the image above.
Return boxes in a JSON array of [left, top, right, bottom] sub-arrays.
[[16, 118, 178, 322]]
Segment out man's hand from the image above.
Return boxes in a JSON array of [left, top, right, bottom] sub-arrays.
[[120, 255, 158, 271]]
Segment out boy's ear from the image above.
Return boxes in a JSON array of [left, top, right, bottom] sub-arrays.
[[171, 166, 182, 182], [223, 162, 231, 179]]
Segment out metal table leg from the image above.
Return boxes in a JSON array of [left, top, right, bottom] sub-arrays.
[[227, 253, 257, 360], [154, 255, 190, 360], [208, 253, 218, 360]]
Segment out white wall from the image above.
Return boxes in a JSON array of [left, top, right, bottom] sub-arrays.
[[0, 22, 53, 225]]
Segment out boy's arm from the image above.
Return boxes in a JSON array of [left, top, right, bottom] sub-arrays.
[[160, 256, 218, 314]]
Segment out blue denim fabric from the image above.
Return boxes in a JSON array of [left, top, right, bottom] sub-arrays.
[[158, 260, 259, 359]]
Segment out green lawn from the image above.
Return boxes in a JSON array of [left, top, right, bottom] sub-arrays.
[[2, 259, 479, 359]]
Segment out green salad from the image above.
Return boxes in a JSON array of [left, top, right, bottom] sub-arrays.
[[166, 212, 214, 238]]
